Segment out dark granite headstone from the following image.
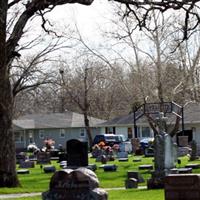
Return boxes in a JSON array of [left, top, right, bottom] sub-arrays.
[[144, 148, 154, 157], [66, 139, 88, 167], [165, 174, 200, 200], [19, 161, 35, 168], [101, 155, 107, 164], [138, 164, 153, 170], [43, 165, 56, 173], [42, 168, 108, 200], [17, 169, 30, 174], [16, 152, 26, 164], [37, 152, 51, 164], [103, 164, 117, 172], [125, 178, 138, 189], [58, 153, 67, 163], [185, 164, 200, 169], [127, 171, 144, 183]]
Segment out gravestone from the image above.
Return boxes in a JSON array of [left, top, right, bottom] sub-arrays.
[[178, 146, 191, 157], [60, 161, 67, 168], [148, 112, 176, 189], [42, 168, 108, 200], [178, 168, 192, 174], [101, 155, 107, 164], [117, 152, 128, 161], [88, 164, 97, 171], [58, 153, 67, 163], [16, 152, 26, 164], [43, 165, 56, 173], [127, 171, 144, 183], [190, 140, 198, 161], [17, 169, 30, 174], [144, 148, 154, 157], [185, 163, 200, 169], [103, 164, 117, 172], [133, 158, 141, 162], [139, 165, 153, 170], [125, 178, 138, 189], [131, 138, 140, 153], [178, 136, 188, 147], [19, 160, 35, 168], [165, 174, 200, 200], [66, 139, 88, 167], [92, 148, 102, 158], [164, 135, 176, 173], [37, 152, 51, 164]]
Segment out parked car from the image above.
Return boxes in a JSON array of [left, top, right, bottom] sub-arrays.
[[93, 134, 124, 146], [140, 137, 154, 150]]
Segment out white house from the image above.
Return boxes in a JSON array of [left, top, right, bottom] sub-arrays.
[[13, 111, 105, 151], [98, 103, 200, 146]]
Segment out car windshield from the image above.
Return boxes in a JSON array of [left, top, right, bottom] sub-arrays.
[[105, 136, 116, 141]]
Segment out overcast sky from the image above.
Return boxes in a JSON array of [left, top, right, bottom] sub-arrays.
[[47, 0, 114, 40]]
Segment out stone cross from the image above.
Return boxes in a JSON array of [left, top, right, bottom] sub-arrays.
[[156, 112, 167, 135]]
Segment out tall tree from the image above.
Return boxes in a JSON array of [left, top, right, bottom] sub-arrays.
[[0, 0, 93, 187], [112, 0, 200, 41]]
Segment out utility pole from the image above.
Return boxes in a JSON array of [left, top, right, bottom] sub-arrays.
[[59, 68, 65, 113]]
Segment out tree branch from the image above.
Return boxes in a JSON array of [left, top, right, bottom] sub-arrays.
[[8, 0, 21, 9], [6, 0, 94, 64]]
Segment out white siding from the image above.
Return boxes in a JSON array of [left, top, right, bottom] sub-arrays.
[[116, 127, 129, 139]]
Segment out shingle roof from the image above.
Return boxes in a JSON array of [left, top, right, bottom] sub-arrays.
[[13, 112, 105, 129], [100, 103, 200, 126]]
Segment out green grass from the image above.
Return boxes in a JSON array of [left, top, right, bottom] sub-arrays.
[[108, 189, 164, 200], [0, 155, 200, 199]]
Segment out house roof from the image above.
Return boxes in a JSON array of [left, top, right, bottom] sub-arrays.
[[13, 112, 105, 130], [100, 103, 200, 126]]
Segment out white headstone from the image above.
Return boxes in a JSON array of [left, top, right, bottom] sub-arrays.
[[164, 134, 175, 171]]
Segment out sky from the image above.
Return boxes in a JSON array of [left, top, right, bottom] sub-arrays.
[[46, 0, 114, 40]]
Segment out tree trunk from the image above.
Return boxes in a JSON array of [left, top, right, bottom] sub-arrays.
[[0, 78, 19, 187], [0, 0, 19, 187], [84, 112, 93, 151]]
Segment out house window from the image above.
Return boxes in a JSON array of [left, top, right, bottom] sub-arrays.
[[141, 127, 151, 138], [60, 129, 65, 138], [105, 127, 115, 134], [39, 130, 45, 139], [28, 131, 33, 143], [80, 129, 86, 137], [128, 127, 132, 139], [15, 131, 24, 143]]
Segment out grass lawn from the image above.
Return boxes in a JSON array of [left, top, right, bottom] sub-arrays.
[[0, 155, 199, 199]]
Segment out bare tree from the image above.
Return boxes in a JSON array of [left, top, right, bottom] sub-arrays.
[[0, 0, 93, 187], [58, 60, 107, 149], [2, 0, 200, 187], [112, 0, 200, 41]]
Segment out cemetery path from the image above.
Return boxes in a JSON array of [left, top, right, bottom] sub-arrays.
[[0, 186, 147, 199], [0, 192, 41, 199]]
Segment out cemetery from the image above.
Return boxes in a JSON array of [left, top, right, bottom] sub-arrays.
[[1, 154, 200, 200], [2, 104, 200, 199], [1, 132, 200, 200], [0, 103, 198, 200]]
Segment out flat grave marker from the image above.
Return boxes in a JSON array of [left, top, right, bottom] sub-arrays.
[[37, 152, 51, 164]]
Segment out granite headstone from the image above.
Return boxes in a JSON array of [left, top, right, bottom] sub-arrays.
[[66, 139, 88, 167]]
